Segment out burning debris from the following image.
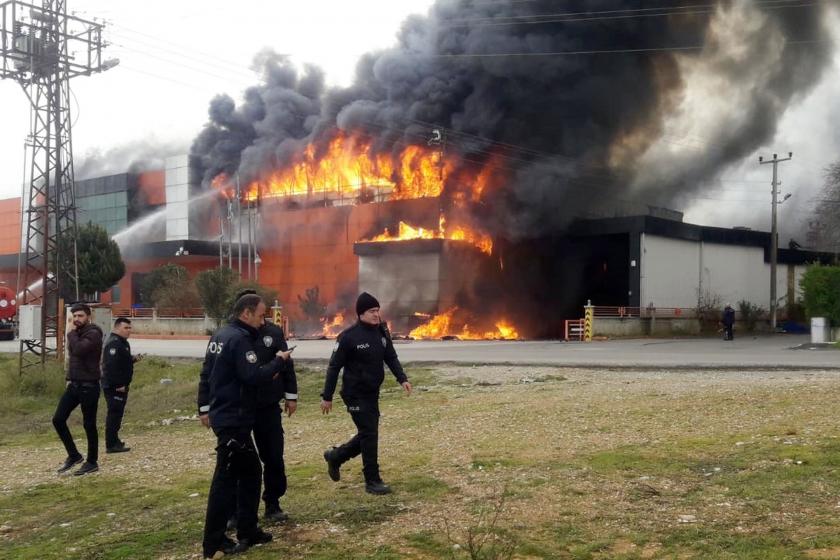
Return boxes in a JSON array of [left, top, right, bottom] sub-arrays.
[[320, 312, 348, 338], [409, 308, 519, 341], [363, 214, 493, 255]]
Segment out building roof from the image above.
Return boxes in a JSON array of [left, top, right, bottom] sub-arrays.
[[572, 215, 837, 266]]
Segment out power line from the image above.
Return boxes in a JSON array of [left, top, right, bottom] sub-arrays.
[[444, 0, 820, 27], [423, 39, 827, 58]]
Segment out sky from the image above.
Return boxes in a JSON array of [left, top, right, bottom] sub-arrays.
[[0, 0, 838, 240], [0, 0, 438, 196]]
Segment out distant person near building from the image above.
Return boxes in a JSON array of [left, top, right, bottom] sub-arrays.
[[722, 303, 735, 341]]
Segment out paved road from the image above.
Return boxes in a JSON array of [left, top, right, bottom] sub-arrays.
[[3, 335, 836, 368]]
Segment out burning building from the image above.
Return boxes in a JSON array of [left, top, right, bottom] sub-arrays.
[[0, 0, 835, 339]]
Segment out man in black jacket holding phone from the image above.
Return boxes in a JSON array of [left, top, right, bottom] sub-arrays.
[[228, 289, 299, 523], [197, 294, 292, 559], [101, 317, 142, 453]]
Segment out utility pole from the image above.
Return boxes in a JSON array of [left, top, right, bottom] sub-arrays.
[[1, 1, 117, 369], [759, 151, 792, 331], [236, 173, 242, 276], [218, 213, 223, 269]]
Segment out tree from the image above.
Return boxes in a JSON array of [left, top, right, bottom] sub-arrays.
[[800, 265, 840, 325], [297, 285, 326, 333], [196, 268, 280, 328], [140, 263, 200, 311], [195, 267, 239, 326], [56, 223, 125, 301], [234, 280, 278, 311]]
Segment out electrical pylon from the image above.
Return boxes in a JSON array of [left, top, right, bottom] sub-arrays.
[[0, 1, 117, 368]]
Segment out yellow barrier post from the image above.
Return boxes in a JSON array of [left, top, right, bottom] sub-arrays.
[[584, 300, 594, 342]]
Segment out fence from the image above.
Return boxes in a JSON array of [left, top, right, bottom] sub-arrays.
[[564, 319, 585, 341], [592, 306, 697, 319], [112, 307, 205, 319]]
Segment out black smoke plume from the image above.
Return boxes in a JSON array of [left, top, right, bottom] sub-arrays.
[[192, 0, 833, 237]]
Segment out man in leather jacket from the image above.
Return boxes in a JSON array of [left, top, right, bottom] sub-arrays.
[[53, 302, 104, 476]]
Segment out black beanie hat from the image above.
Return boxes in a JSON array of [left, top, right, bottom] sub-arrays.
[[356, 292, 380, 316]]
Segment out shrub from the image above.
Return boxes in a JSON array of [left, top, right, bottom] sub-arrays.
[[800, 265, 840, 325], [737, 300, 766, 332], [696, 290, 722, 333]]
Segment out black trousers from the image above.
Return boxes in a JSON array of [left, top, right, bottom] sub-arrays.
[[103, 387, 129, 448], [724, 324, 734, 340], [252, 404, 286, 507], [52, 382, 100, 465], [333, 399, 381, 482], [203, 428, 262, 556]]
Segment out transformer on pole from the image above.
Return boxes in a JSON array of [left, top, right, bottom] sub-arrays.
[[0, 0, 117, 369]]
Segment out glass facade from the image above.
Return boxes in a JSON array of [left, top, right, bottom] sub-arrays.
[[77, 191, 129, 236]]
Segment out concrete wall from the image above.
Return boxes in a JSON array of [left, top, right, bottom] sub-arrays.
[[592, 317, 772, 338], [640, 234, 803, 311], [358, 252, 441, 318], [165, 155, 191, 241]]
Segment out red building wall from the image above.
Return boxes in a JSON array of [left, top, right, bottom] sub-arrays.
[[0, 198, 21, 255], [257, 197, 439, 320]]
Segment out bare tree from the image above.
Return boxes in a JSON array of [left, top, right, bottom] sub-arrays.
[[807, 163, 840, 252]]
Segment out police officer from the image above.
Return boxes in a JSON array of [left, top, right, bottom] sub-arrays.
[[197, 294, 292, 559], [232, 289, 298, 523], [101, 317, 142, 453], [53, 302, 104, 476], [320, 292, 412, 495]]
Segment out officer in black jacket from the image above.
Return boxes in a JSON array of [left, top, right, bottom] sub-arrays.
[[197, 294, 292, 559], [101, 317, 142, 453], [320, 292, 412, 495], [227, 289, 298, 524]]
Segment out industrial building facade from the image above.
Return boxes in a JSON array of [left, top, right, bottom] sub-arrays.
[[0, 156, 832, 337]]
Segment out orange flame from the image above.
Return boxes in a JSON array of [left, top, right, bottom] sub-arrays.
[[409, 307, 520, 340], [237, 132, 450, 202], [362, 214, 493, 255], [321, 312, 346, 338]]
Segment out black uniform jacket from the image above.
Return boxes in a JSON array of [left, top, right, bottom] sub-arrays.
[[101, 332, 133, 389], [196, 319, 285, 429], [321, 321, 408, 402], [722, 307, 735, 326], [67, 322, 104, 382], [252, 320, 298, 408]]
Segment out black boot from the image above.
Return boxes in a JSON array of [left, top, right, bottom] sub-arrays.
[[73, 461, 99, 476], [324, 447, 341, 482], [203, 536, 237, 559], [264, 502, 289, 523], [57, 454, 83, 474], [232, 528, 272, 553], [365, 479, 392, 495]]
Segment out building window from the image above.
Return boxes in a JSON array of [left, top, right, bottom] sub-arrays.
[[111, 285, 121, 303]]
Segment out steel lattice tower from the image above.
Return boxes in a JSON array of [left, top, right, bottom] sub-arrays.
[[0, 1, 115, 368]]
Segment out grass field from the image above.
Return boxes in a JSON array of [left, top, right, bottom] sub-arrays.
[[2, 355, 840, 559]]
